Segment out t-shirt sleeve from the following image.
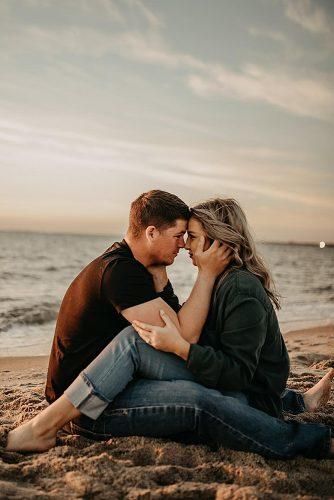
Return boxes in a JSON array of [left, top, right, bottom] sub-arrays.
[[157, 280, 181, 312], [102, 259, 158, 311]]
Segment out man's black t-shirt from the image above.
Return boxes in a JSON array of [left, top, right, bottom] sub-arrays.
[[45, 240, 180, 403]]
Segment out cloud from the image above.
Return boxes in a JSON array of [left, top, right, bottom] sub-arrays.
[[113, 29, 334, 122], [283, 0, 333, 35], [248, 27, 288, 45], [187, 63, 334, 122], [131, 0, 163, 29], [1, 0, 333, 123], [6, 24, 333, 123], [248, 23, 332, 65], [0, 118, 332, 212]]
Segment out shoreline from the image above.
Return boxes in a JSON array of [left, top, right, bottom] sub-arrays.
[[0, 324, 333, 371]]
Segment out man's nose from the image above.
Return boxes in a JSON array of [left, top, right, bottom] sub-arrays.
[[178, 237, 186, 248]]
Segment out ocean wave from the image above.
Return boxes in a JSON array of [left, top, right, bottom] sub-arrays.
[[0, 302, 58, 333], [0, 271, 37, 280], [307, 284, 333, 293]]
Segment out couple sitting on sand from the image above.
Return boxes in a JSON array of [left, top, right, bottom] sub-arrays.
[[6, 190, 334, 458]]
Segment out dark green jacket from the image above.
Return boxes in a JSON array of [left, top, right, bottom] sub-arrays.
[[186, 268, 290, 417]]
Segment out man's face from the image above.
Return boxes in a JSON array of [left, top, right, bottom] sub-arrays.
[[151, 219, 187, 265]]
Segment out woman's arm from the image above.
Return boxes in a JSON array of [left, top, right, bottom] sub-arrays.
[[125, 241, 231, 348], [146, 240, 231, 344]]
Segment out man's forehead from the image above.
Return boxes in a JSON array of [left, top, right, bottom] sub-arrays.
[[168, 219, 188, 233]]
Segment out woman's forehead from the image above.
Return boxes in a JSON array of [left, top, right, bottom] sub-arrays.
[[188, 217, 205, 233]]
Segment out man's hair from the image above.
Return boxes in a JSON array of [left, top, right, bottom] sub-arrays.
[[128, 190, 190, 238]]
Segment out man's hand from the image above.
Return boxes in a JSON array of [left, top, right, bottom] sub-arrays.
[[132, 310, 190, 359], [195, 237, 232, 278], [147, 265, 168, 292]]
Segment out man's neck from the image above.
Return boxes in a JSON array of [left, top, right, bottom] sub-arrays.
[[124, 235, 152, 268]]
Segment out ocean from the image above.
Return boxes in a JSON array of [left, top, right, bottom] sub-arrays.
[[0, 231, 333, 357]]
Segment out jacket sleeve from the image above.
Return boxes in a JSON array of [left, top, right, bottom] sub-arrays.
[[186, 293, 267, 391]]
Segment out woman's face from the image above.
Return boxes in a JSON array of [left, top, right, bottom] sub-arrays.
[[185, 217, 212, 265]]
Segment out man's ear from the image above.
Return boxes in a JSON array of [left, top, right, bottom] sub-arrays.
[[145, 225, 158, 241]]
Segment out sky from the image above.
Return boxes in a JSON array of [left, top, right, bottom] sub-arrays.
[[0, 0, 333, 243]]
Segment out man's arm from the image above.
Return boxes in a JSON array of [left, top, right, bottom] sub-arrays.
[[122, 297, 180, 329]]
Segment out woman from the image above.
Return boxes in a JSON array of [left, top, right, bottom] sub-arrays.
[[6, 199, 334, 458]]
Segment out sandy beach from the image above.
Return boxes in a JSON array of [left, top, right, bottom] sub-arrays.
[[0, 326, 333, 499]]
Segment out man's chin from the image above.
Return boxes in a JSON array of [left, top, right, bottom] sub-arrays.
[[154, 257, 175, 266], [165, 257, 176, 266]]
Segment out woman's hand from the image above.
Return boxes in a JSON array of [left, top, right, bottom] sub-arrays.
[[132, 310, 190, 360], [196, 237, 231, 278]]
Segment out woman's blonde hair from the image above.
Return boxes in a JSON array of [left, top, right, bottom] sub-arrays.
[[191, 198, 281, 309]]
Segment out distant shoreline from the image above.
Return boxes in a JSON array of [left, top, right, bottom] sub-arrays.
[[0, 229, 333, 247]]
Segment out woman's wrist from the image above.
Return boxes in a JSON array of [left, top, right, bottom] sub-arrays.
[[174, 338, 191, 360], [197, 269, 217, 283]]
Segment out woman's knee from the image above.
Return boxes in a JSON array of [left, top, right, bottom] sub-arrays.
[[170, 381, 242, 416], [168, 380, 214, 408], [116, 325, 140, 345]]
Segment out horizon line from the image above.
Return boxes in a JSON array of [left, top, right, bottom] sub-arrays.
[[0, 228, 333, 247]]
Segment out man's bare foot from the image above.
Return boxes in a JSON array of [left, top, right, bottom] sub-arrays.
[[6, 418, 57, 453], [303, 368, 334, 412], [5, 394, 81, 453]]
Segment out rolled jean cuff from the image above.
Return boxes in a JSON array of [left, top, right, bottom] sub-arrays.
[[320, 427, 332, 459], [296, 391, 306, 412], [64, 372, 110, 420]]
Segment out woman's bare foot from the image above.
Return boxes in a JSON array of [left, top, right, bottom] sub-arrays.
[[6, 417, 57, 453], [303, 368, 334, 412]]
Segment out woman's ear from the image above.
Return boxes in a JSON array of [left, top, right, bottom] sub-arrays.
[[204, 237, 212, 251]]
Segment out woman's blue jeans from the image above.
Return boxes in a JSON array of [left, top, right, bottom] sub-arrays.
[[64, 326, 331, 459]]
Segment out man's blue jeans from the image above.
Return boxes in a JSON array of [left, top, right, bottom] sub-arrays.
[[64, 327, 331, 459]]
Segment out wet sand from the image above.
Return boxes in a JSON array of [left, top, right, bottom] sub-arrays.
[[0, 326, 333, 499]]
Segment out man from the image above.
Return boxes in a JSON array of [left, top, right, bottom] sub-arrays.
[[46, 189, 229, 404]]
